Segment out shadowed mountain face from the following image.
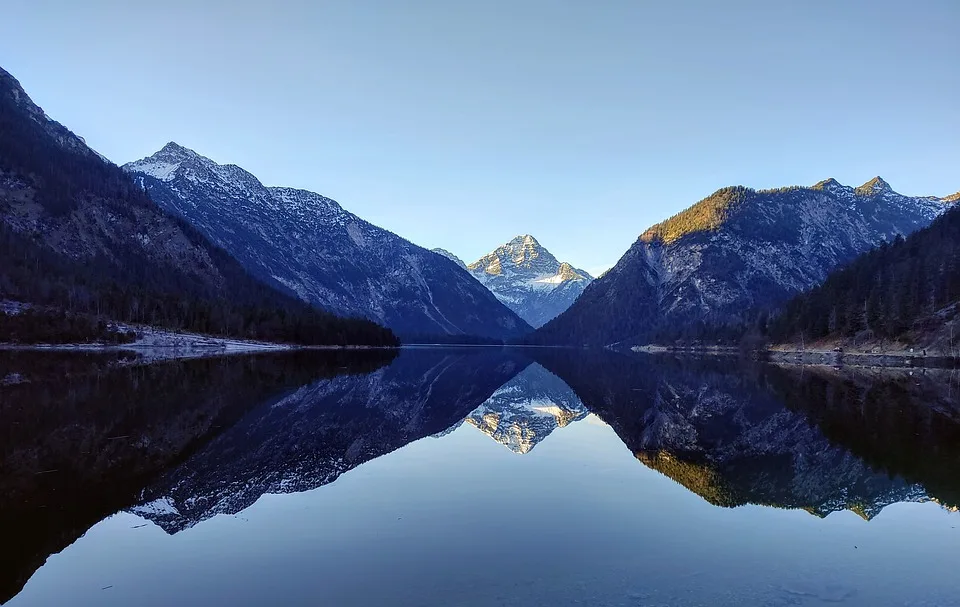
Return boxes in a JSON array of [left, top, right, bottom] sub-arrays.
[[5, 349, 960, 605], [0, 66, 396, 347]]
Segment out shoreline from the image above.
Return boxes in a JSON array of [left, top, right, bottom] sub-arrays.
[[630, 343, 960, 369], [0, 331, 399, 362], [761, 348, 958, 369]]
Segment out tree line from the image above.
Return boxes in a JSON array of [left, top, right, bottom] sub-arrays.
[[765, 204, 960, 346]]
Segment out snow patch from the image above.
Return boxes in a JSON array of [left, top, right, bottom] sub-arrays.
[[131, 497, 180, 516], [127, 159, 181, 182]]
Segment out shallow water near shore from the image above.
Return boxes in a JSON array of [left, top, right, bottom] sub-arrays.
[[3, 347, 960, 606]]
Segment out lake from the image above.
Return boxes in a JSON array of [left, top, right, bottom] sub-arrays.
[[3, 347, 960, 606]]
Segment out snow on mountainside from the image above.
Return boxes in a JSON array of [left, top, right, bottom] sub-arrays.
[[124, 144, 531, 340], [465, 363, 588, 454], [534, 178, 957, 346], [465, 235, 592, 328]]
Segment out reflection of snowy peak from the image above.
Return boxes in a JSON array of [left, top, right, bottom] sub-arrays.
[[466, 363, 587, 454], [466, 235, 592, 328]]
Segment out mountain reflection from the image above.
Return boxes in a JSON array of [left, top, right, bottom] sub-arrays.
[[531, 350, 960, 516], [134, 348, 529, 533], [3, 348, 960, 604], [464, 363, 588, 454], [0, 349, 397, 604]]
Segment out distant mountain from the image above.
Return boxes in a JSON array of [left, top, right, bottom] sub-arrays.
[[465, 363, 588, 453], [532, 179, 955, 346], [0, 66, 393, 346], [432, 248, 467, 270], [465, 235, 592, 328], [769, 201, 960, 352], [125, 145, 531, 341]]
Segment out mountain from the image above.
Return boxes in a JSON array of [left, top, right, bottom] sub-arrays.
[[465, 362, 588, 453], [768, 202, 960, 353], [465, 235, 592, 328], [0, 350, 395, 603], [432, 248, 467, 270], [531, 349, 960, 516], [0, 66, 395, 346], [131, 348, 529, 533], [8, 347, 960, 603], [532, 179, 955, 346], [124, 145, 531, 341]]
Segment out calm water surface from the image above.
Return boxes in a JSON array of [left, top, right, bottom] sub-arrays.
[[3, 348, 960, 606]]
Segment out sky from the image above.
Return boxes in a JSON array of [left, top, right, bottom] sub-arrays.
[[2, 1, 958, 276]]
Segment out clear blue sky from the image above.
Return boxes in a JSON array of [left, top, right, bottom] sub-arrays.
[[3, 0, 957, 276]]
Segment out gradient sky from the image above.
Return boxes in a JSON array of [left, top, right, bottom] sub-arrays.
[[2, 0, 957, 276]]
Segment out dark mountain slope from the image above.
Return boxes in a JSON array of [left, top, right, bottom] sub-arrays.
[[769, 201, 960, 350], [0, 66, 395, 346]]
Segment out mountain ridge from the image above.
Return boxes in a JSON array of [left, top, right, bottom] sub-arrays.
[[124, 143, 531, 341], [461, 234, 593, 328], [532, 177, 955, 346], [0, 67, 395, 346]]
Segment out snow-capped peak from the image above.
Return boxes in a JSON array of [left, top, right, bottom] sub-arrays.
[[856, 176, 893, 195], [125, 142, 208, 182], [126, 144, 273, 206], [811, 177, 850, 194], [157, 141, 206, 161], [466, 235, 593, 327], [123, 146, 531, 339], [513, 234, 540, 247]]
